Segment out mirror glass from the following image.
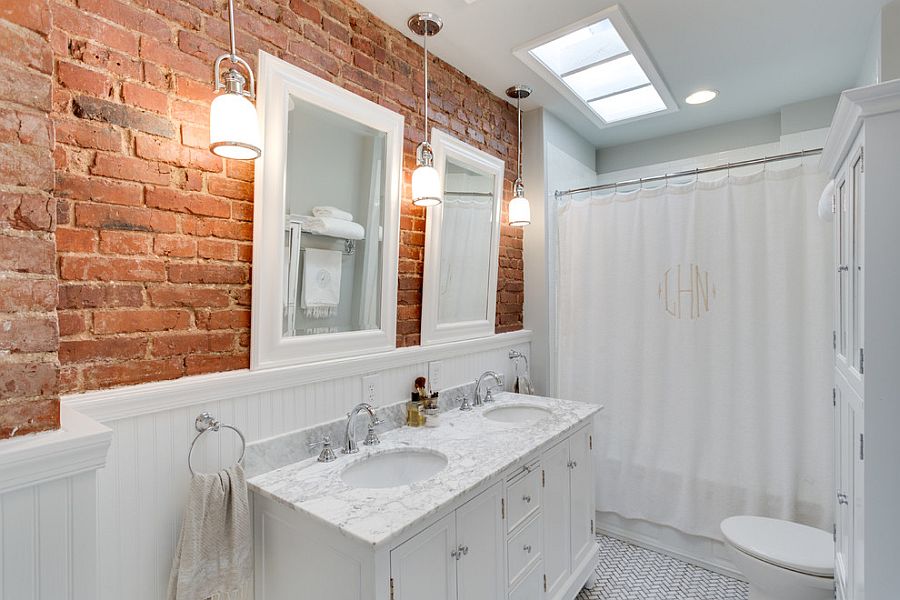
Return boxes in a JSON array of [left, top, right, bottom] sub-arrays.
[[438, 160, 497, 323], [282, 96, 386, 337]]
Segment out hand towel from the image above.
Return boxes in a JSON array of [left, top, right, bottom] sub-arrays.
[[312, 206, 354, 221], [301, 248, 342, 319], [167, 465, 252, 600], [298, 215, 365, 240]]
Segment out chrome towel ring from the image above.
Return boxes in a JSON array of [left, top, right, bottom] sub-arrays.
[[187, 412, 246, 475]]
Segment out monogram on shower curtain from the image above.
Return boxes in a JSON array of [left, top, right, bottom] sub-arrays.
[[557, 166, 833, 540]]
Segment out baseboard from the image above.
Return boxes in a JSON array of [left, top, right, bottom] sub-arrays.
[[595, 513, 746, 581]]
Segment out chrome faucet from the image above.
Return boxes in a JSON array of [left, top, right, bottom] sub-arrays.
[[474, 371, 503, 407], [343, 403, 382, 454]]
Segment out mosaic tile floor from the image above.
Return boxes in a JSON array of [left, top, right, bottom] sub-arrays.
[[576, 535, 749, 600]]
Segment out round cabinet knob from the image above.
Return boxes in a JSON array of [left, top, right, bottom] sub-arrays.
[[523, 544, 532, 554], [522, 495, 531, 503]]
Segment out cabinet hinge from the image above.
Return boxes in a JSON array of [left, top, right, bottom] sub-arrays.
[[390, 577, 395, 600], [543, 574, 547, 592], [860, 148, 864, 173], [589, 435, 592, 450], [833, 523, 836, 542], [542, 470, 545, 488], [832, 387, 836, 407], [859, 348, 864, 374], [501, 498, 505, 519], [860, 433, 864, 460], [832, 330, 836, 351], [591, 519, 594, 534]]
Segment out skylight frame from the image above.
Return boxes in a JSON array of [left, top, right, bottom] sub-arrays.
[[514, 5, 677, 129]]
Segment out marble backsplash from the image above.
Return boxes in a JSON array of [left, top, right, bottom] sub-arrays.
[[243, 379, 485, 477]]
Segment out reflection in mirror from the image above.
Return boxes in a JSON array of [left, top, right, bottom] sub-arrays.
[[282, 96, 385, 337], [439, 160, 496, 324]]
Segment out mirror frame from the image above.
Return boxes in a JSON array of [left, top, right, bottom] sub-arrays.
[[251, 52, 403, 370], [420, 129, 504, 346]]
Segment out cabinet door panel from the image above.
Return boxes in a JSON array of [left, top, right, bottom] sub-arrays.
[[508, 562, 544, 600], [456, 483, 504, 600], [390, 514, 456, 600], [569, 426, 595, 569], [542, 439, 571, 598]]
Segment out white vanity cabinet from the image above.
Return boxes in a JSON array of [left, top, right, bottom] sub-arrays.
[[822, 79, 900, 600]]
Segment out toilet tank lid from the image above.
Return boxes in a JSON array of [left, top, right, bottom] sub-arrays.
[[721, 516, 834, 577]]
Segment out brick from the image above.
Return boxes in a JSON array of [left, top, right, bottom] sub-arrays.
[[0, 234, 55, 274], [80, 357, 184, 388], [70, 39, 142, 80], [56, 227, 97, 252], [135, 135, 221, 172], [73, 95, 176, 138], [181, 122, 209, 148], [231, 201, 253, 221], [174, 75, 215, 103], [134, 0, 202, 30], [153, 234, 196, 257], [90, 154, 173, 185], [59, 255, 167, 281], [0, 142, 54, 190], [140, 36, 209, 81], [180, 216, 251, 240], [57, 61, 113, 97], [57, 283, 144, 309], [145, 187, 229, 218], [122, 82, 168, 114], [0, 364, 57, 402], [0, 19, 53, 73], [197, 238, 236, 260], [197, 308, 250, 330], [99, 230, 152, 255], [147, 285, 229, 307], [54, 117, 122, 151], [185, 353, 247, 375], [0, 109, 51, 148], [59, 337, 148, 364], [0, 1, 52, 35], [56, 173, 143, 206], [207, 176, 252, 200], [0, 315, 58, 353], [0, 190, 54, 231], [289, 0, 320, 23], [92, 308, 190, 334], [0, 396, 59, 438], [51, 2, 139, 54], [149, 331, 234, 357], [225, 159, 254, 182], [0, 278, 57, 312], [77, 0, 172, 41], [176, 29, 221, 64], [167, 263, 247, 284]]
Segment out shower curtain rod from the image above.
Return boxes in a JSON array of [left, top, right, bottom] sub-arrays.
[[554, 147, 823, 198]]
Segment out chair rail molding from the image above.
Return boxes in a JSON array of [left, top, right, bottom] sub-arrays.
[[0, 407, 111, 495], [63, 329, 533, 422]]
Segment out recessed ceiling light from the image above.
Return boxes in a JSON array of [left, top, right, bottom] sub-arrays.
[[685, 89, 718, 105]]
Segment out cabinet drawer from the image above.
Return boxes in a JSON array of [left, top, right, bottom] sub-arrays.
[[507, 512, 542, 586], [508, 560, 543, 600], [507, 466, 541, 532]]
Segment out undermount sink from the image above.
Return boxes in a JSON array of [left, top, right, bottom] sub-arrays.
[[483, 404, 552, 424], [341, 449, 448, 489]]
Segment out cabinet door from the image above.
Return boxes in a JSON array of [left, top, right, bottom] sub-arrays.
[[568, 426, 595, 569], [456, 483, 504, 600], [390, 514, 457, 600], [835, 174, 849, 365], [835, 374, 864, 600], [848, 146, 865, 384], [542, 439, 571, 598]]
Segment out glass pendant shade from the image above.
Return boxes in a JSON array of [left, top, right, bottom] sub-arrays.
[[509, 194, 531, 227], [209, 92, 261, 160], [412, 164, 442, 207]]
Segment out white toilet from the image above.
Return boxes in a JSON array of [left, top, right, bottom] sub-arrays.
[[720, 516, 834, 600]]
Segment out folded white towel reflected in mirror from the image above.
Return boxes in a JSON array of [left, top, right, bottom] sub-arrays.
[[298, 215, 366, 240], [312, 205, 354, 221], [301, 248, 342, 319]]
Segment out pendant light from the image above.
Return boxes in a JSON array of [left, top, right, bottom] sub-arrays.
[[408, 12, 443, 207], [209, 0, 261, 160], [506, 85, 532, 227]]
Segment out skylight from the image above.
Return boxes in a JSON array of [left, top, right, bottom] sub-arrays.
[[517, 8, 676, 127]]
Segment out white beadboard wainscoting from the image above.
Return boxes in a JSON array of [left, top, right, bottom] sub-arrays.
[[62, 330, 532, 600], [0, 408, 112, 600]]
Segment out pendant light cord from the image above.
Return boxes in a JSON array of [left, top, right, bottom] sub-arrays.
[[423, 30, 429, 145], [227, 0, 237, 61], [516, 95, 522, 182]]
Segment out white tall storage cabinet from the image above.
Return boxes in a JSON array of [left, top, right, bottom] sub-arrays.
[[821, 79, 900, 600]]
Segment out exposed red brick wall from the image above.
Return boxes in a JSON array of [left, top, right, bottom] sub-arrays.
[[0, 0, 61, 437], [2, 0, 524, 408]]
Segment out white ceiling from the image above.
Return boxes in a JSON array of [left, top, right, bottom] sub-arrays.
[[356, 0, 889, 148]]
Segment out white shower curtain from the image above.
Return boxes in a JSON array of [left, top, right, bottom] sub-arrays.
[[438, 195, 494, 323], [557, 166, 833, 540]]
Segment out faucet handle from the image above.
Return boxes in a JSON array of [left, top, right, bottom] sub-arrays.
[[459, 393, 472, 411], [364, 419, 381, 446], [308, 435, 337, 463]]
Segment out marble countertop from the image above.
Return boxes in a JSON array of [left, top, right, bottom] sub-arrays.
[[248, 392, 602, 548]]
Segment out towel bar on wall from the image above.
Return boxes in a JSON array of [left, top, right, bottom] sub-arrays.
[[187, 412, 247, 475]]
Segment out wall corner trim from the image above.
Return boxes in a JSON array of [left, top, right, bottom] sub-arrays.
[[63, 330, 534, 422], [0, 407, 112, 495]]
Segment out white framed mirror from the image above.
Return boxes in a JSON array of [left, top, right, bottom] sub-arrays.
[[420, 129, 504, 345], [251, 52, 403, 370]]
